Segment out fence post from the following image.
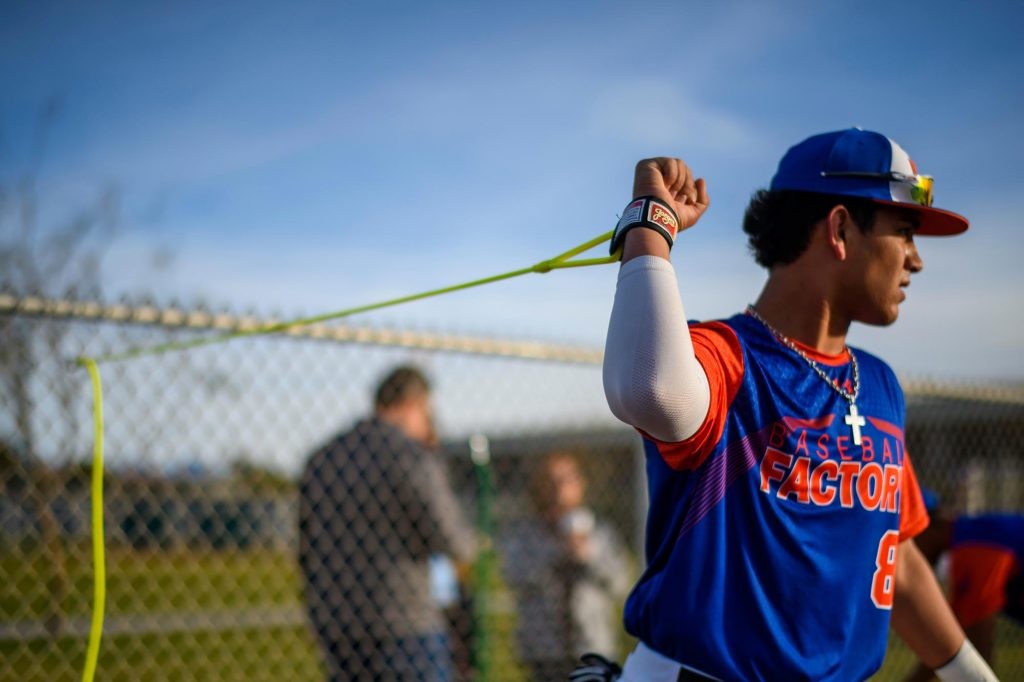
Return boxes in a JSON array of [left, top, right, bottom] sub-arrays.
[[470, 433, 495, 679]]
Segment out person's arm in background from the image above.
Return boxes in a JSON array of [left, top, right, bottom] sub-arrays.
[[584, 521, 634, 600], [894, 539, 998, 681], [408, 444, 477, 565]]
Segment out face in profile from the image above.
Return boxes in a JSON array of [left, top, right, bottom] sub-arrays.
[[840, 207, 924, 327]]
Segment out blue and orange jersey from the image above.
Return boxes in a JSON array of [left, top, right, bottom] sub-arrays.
[[949, 514, 1024, 627], [623, 313, 928, 681]]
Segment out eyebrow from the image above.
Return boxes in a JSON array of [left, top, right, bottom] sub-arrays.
[[894, 210, 920, 230]]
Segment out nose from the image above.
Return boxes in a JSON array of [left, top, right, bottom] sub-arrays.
[[905, 241, 923, 274]]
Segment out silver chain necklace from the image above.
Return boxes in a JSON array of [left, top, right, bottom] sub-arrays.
[[745, 305, 866, 445]]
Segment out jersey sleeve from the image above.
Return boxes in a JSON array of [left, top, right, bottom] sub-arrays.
[[950, 545, 1019, 627], [641, 321, 744, 471], [898, 450, 929, 540]]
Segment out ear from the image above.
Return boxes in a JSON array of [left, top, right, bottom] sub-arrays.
[[825, 205, 851, 261]]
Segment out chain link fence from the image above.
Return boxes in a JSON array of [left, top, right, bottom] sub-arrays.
[[1, 295, 1022, 681]]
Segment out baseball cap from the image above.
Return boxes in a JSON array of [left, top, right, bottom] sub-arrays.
[[770, 128, 968, 236]]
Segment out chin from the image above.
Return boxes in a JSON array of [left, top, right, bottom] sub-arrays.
[[858, 306, 900, 327]]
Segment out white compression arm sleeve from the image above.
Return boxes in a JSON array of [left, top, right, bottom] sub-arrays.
[[603, 256, 711, 443]]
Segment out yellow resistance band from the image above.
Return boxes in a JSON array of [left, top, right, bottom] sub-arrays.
[[77, 358, 105, 682], [75, 230, 617, 681]]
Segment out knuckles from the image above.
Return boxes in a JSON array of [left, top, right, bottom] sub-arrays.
[[635, 157, 691, 184]]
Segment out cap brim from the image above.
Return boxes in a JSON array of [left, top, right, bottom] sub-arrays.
[[872, 199, 969, 236]]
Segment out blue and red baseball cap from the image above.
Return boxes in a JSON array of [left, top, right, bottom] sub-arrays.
[[770, 128, 968, 236]]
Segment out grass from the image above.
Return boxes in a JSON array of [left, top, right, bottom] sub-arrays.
[[3, 544, 1023, 680], [1, 543, 300, 622], [0, 544, 531, 681], [2, 543, 318, 681], [0, 626, 322, 682]]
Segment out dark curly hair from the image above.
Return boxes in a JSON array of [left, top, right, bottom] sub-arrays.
[[742, 190, 879, 268]]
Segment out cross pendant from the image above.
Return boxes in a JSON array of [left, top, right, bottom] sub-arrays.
[[844, 403, 866, 446]]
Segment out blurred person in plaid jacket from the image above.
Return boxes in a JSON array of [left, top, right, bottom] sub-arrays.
[[502, 451, 633, 680], [298, 365, 476, 681]]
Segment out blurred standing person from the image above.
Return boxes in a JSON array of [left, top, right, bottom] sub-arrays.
[[298, 365, 476, 681], [502, 452, 632, 680]]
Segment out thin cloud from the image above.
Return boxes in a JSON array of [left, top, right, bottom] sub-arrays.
[[585, 81, 759, 152]]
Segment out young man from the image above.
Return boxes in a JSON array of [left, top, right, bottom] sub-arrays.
[[298, 365, 476, 681], [601, 129, 998, 680]]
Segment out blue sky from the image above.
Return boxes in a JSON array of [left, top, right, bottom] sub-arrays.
[[3, 0, 1023, 381]]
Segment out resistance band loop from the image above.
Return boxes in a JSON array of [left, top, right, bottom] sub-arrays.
[[75, 229, 617, 680], [87, 230, 618, 365], [78, 358, 106, 682]]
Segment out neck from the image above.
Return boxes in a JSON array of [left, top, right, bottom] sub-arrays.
[[753, 270, 850, 355]]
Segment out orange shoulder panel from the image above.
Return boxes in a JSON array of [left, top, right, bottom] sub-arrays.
[[645, 321, 744, 471], [899, 451, 930, 540]]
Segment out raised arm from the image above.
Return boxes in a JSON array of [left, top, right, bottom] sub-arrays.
[[603, 158, 714, 442]]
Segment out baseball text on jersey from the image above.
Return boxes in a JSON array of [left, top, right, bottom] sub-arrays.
[[759, 417, 905, 513]]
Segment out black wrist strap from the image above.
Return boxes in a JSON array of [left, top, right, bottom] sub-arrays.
[[609, 196, 680, 256]]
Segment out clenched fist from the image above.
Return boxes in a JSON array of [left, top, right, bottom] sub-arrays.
[[633, 158, 710, 234]]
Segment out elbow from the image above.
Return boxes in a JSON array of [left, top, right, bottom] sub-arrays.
[[602, 359, 633, 425], [635, 382, 711, 442], [604, 358, 710, 442]]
